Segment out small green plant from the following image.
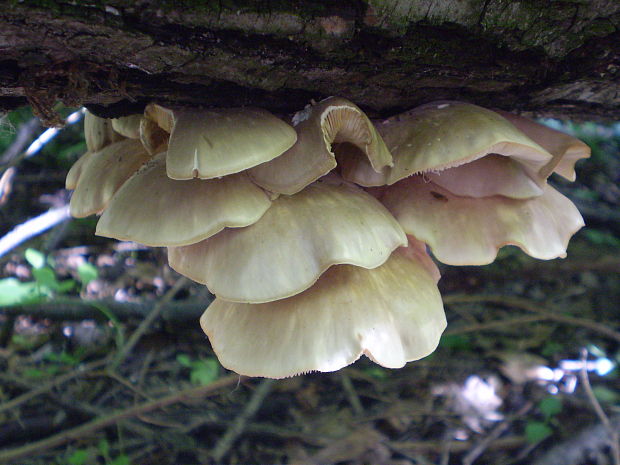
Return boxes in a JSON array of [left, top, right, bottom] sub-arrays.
[[176, 354, 220, 385], [525, 396, 563, 444]]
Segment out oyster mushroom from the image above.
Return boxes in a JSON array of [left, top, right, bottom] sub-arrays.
[[165, 107, 297, 180], [249, 97, 392, 195], [201, 247, 446, 379], [96, 152, 272, 247], [381, 176, 585, 265], [69, 139, 151, 218], [341, 101, 554, 188], [168, 175, 407, 303]]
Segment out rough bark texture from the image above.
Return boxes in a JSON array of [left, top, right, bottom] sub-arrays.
[[1, 0, 619, 123]]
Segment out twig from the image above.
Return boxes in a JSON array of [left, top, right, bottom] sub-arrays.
[[0, 374, 239, 463], [110, 277, 189, 370], [0, 117, 40, 164], [2, 296, 208, 322], [462, 402, 533, 465], [0, 358, 108, 415], [444, 294, 620, 343], [0, 205, 71, 259], [339, 371, 364, 416], [211, 378, 275, 463], [579, 348, 620, 465]]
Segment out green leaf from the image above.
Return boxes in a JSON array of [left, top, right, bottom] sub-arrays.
[[525, 421, 553, 443], [58, 279, 76, 294], [32, 267, 60, 291], [67, 449, 91, 465], [98, 438, 110, 458], [592, 386, 620, 404], [77, 262, 98, 285], [189, 358, 219, 386], [109, 454, 131, 465], [176, 354, 192, 367], [0, 278, 40, 305], [539, 397, 562, 419], [25, 248, 46, 269]]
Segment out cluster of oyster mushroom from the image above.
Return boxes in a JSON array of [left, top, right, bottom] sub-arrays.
[[66, 97, 589, 379]]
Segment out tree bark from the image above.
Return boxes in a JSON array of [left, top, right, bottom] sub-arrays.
[[0, 0, 619, 123]]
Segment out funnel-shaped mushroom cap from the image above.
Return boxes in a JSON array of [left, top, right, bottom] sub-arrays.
[[84, 111, 123, 153], [495, 110, 591, 181], [70, 139, 151, 218], [249, 97, 393, 195], [342, 102, 554, 186], [65, 151, 93, 190], [96, 153, 272, 247], [166, 108, 297, 180], [168, 176, 407, 303], [426, 154, 543, 199], [382, 176, 585, 265], [201, 248, 446, 378], [111, 115, 142, 139]]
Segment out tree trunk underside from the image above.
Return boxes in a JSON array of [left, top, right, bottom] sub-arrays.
[[1, 0, 619, 123]]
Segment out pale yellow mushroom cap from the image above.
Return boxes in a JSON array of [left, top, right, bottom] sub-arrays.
[[96, 152, 272, 247], [200, 248, 446, 379], [168, 175, 407, 303], [165, 107, 297, 180], [249, 97, 393, 195], [65, 151, 93, 190], [495, 110, 591, 181], [111, 114, 142, 139], [381, 175, 585, 266], [69, 139, 151, 218], [84, 110, 123, 153], [342, 101, 554, 187]]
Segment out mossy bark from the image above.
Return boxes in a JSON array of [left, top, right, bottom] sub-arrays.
[[0, 0, 618, 122]]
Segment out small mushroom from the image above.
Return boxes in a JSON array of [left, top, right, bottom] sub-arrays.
[[69, 139, 151, 218], [96, 152, 272, 247], [249, 97, 392, 195], [168, 175, 407, 303], [381, 176, 585, 265], [165, 107, 297, 180], [84, 110, 123, 153], [201, 247, 446, 378], [111, 114, 142, 139]]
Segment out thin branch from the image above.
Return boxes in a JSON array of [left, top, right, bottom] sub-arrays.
[[579, 348, 620, 465], [211, 378, 275, 462], [0, 205, 71, 259], [444, 294, 620, 343], [0, 374, 239, 463], [110, 276, 190, 370], [1, 296, 208, 322]]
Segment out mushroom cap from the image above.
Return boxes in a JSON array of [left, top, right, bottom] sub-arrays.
[[65, 151, 93, 190], [495, 110, 591, 181], [201, 248, 446, 379], [144, 103, 174, 133], [111, 114, 142, 139], [96, 152, 272, 247], [168, 176, 407, 303], [69, 139, 151, 218], [249, 97, 393, 195], [140, 117, 169, 155], [341, 101, 554, 186], [166, 107, 297, 180], [381, 175, 585, 265], [84, 110, 123, 153], [426, 154, 544, 199]]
